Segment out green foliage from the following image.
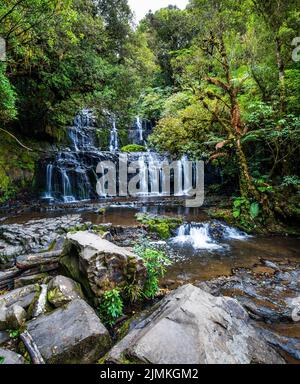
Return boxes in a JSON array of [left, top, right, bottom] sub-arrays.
[[98, 289, 123, 327], [8, 329, 20, 339], [134, 241, 172, 299], [0, 356, 4, 364], [121, 144, 146, 153], [281, 176, 300, 188]]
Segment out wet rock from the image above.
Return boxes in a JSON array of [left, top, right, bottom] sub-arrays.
[[0, 215, 82, 260], [0, 331, 9, 345], [200, 260, 300, 324], [60, 231, 146, 300], [6, 305, 27, 329], [14, 273, 48, 288], [0, 348, 25, 364], [106, 284, 284, 364], [0, 284, 39, 310], [254, 325, 300, 361], [27, 299, 111, 364], [0, 306, 7, 330], [47, 275, 83, 307], [16, 250, 61, 270]]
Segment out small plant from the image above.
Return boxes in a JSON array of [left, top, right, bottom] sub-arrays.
[[8, 329, 20, 339], [135, 241, 172, 299], [98, 289, 123, 327], [0, 356, 5, 364]]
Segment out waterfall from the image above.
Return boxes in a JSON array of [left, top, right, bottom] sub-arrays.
[[61, 169, 75, 203], [136, 116, 144, 145], [109, 118, 119, 152], [44, 164, 53, 199], [40, 110, 196, 203]]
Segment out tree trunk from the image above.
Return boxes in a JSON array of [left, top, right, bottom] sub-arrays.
[[275, 37, 286, 114]]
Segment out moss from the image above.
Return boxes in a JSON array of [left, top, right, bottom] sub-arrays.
[[136, 213, 183, 239], [0, 133, 49, 203], [121, 144, 146, 153]]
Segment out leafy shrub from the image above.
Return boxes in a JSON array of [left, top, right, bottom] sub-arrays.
[[135, 242, 172, 299], [98, 289, 123, 327]]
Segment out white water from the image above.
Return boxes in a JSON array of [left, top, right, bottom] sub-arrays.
[[44, 164, 53, 199], [136, 116, 144, 144], [173, 223, 223, 250], [172, 222, 249, 250], [109, 118, 119, 152]]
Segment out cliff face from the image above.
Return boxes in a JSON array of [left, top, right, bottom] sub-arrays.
[[0, 134, 50, 204]]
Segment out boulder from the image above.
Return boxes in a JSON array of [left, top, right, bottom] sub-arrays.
[[0, 284, 39, 310], [60, 232, 146, 300], [5, 305, 27, 329], [106, 284, 285, 364], [0, 331, 9, 345], [0, 306, 7, 331], [27, 299, 111, 364], [47, 275, 83, 307], [0, 348, 25, 364]]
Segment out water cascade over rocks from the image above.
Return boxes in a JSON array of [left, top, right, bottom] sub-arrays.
[[172, 222, 249, 250], [39, 110, 202, 203]]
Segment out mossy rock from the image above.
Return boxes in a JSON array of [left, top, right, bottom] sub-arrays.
[[135, 213, 183, 239], [121, 144, 146, 153]]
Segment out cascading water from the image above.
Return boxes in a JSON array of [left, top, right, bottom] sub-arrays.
[[40, 111, 198, 203], [136, 116, 144, 145], [44, 164, 53, 199], [172, 222, 249, 250], [109, 117, 119, 152]]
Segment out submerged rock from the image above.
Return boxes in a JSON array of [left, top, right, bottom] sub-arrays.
[[106, 284, 285, 364], [27, 299, 111, 364], [47, 275, 83, 307], [60, 231, 146, 300], [0, 348, 25, 364]]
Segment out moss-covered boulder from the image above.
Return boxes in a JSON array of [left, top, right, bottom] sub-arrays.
[[47, 275, 84, 308], [135, 213, 183, 239], [60, 231, 147, 303]]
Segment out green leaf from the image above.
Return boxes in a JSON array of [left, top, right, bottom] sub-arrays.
[[0, 356, 4, 364], [233, 209, 241, 218], [250, 202, 260, 219]]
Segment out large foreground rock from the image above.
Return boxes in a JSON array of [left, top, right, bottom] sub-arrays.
[[0, 348, 25, 364], [107, 284, 285, 364], [27, 299, 111, 364], [60, 231, 146, 299]]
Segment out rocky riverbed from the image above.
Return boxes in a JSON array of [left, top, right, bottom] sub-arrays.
[[0, 207, 299, 364]]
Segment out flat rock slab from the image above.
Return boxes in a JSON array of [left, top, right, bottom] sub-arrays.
[[27, 299, 111, 364], [0, 348, 25, 364], [16, 250, 61, 270], [107, 284, 285, 364]]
